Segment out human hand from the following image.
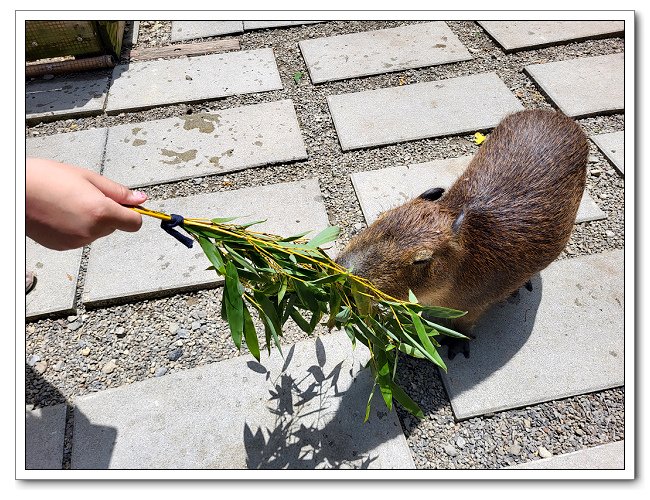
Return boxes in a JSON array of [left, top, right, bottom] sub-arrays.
[[26, 157, 148, 250]]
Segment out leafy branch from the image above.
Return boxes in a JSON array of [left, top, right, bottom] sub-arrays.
[[131, 206, 468, 420]]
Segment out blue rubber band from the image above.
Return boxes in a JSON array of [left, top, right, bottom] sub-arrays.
[[160, 214, 194, 248]]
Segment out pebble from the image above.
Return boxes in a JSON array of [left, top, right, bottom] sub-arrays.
[[455, 436, 466, 448], [508, 443, 521, 455], [53, 360, 64, 371], [154, 367, 168, 377], [176, 329, 190, 339], [101, 360, 117, 374], [442, 444, 458, 457], [590, 169, 602, 176], [67, 315, 77, 322], [68, 321, 82, 331], [26, 354, 41, 366], [538, 446, 552, 458], [115, 327, 126, 337], [34, 361, 47, 374], [168, 348, 183, 361], [191, 321, 202, 331], [588, 155, 599, 163], [605, 230, 615, 238], [575, 428, 585, 436], [80, 347, 91, 356]]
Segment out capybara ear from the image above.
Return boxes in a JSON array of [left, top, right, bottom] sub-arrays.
[[419, 187, 445, 201], [452, 209, 465, 234]]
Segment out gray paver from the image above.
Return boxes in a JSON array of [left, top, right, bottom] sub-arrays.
[[592, 131, 624, 174], [102, 99, 307, 188], [350, 156, 605, 225], [82, 179, 330, 306], [26, 73, 110, 122], [25, 404, 67, 469], [27, 239, 83, 319], [26, 127, 107, 173], [71, 331, 414, 469], [525, 53, 624, 118], [507, 441, 624, 469], [170, 21, 243, 41], [131, 21, 140, 45], [479, 21, 624, 52], [439, 249, 624, 420], [244, 21, 321, 30], [299, 22, 472, 84], [327, 72, 524, 150], [105, 49, 283, 113]]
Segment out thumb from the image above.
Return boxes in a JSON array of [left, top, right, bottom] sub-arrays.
[[84, 170, 148, 205]]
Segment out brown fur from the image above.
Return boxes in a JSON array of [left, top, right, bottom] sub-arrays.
[[337, 109, 588, 334]]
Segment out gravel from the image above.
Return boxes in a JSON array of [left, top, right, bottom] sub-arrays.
[[25, 20, 625, 470]]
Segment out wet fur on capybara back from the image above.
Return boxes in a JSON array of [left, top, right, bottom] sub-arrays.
[[336, 109, 588, 333]]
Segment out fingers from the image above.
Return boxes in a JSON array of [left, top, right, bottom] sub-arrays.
[[83, 169, 148, 206], [95, 199, 145, 233]]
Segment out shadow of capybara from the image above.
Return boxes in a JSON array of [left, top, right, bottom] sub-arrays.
[[336, 109, 588, 358]]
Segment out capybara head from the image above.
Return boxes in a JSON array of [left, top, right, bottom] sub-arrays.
[[336, 187, 464, 301]]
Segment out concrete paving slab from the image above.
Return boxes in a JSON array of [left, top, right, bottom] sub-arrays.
[[507, 441, 624, 469], [171, 21, 243, 41], [26, 73, 110, 122], [350, 156, 605, 225], [299, 22, 472, 83], [479, 21, 624, 52], [327, 72, 524, 150], [26, 239, 83, 319], [102, 99, 307, 188], [26, 127, 107, 173], [244, 21, 321, 30], [525, 53, 624, 118], [105, 49, 283, 113], [25, 404, 67, 469], [71, 331, 414, 469], [592, 131, 624, 174], [439, 249, 624, 420], [82, 179, 330, 306]]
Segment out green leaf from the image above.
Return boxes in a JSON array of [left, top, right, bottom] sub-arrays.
[[327, 285, 342, 330], [242, 304, 260, 361], [279, 230, 311, 242], [238, 219, 267, 229], [223, 244, 259, 277], [293, 71, 304, 83], [374, 349, 393, 411], [389, 380, 424, 419], [305, 226, 340, 248], [420, 316, 469, 339], [408, 310, 446, 371], [277, 278, 288, 303], [335, 305, 351, 323], [198, 235, 226, 274], [210, 216, 240, 224], [408, 289, 419, 304], [398, 343, 425, 359], [294, 280, 321, 314], [351, 280, 372, 317], [224, 261, 244, 350], [420, 305, 468, 319], [364, 383, 377, 423]]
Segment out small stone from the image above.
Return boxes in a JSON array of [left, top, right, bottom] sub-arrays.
[[68, 321, 82, 331], [101, 360, 117, 374], [538, 446, 552, 458], [191, 321, 201, 331], [575, 428, 585, 436], [606, 230, 615, 238], [169, 323, 179, 334], [34, 361, 47, 374], [523, 418, 531, 429], [53, 360, 64, 371], [175, 340, 184, 347], [588, 155, 599, 163], [509, 443, 522, 455], [590, 168, 602, 176], [599, 192, 610, 199], [168, 348, 183, 361], [198, 310, 207, 319], [354, 222, 364, 231], [115, 327, 126, 337], [26, 354, 41, 366], [80, 347, 91, 356], [154, 367, 168, 377], [455, 436, 466, 448], [185, 75, 192, 81], [442, 444, 458, 457], [176, 329, 190, 339], [67, 315, 78, 322]]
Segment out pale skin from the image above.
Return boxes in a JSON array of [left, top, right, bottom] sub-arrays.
[[26, 157, 148, 251]]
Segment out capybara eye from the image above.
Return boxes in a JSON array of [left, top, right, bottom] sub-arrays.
[[419, 187, 445, 201]]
